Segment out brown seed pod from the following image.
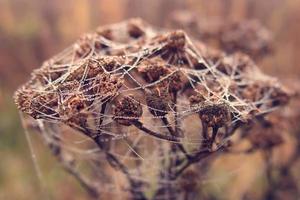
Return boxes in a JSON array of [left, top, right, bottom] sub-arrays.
[[113, 95, 143, 126]]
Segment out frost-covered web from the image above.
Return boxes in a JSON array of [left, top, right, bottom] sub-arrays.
[[14, 19, 289, 199]]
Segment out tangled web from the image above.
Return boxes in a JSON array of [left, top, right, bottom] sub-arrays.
[[14, 19, 289, 199]]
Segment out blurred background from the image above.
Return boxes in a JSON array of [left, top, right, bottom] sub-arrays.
[[0, 0, 299, 199]]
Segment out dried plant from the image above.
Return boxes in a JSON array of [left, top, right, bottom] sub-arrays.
[[239, 81, 300, 200], [168, 10, 273, 61], [14, 18, 290, 200]]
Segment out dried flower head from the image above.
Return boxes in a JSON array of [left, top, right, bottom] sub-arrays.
[[220, 20, 272, 59], [195, 102, 231, 128], [114, 95, 143, 126], [127, 18, 146, 39], [169, 10, 273, 60], [246, 120, 284, 150], [138, 60, 184, 92], [146, 86, 171, 117], [13, 18, 291, 200], [163, 30, 186, 52]]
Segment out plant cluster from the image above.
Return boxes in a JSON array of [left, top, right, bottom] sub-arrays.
[[15, 18, 290, 200]]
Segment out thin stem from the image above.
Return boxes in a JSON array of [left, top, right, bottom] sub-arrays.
[[133, 121, 180, 142], [173, 92, 182, 137], [38, 121, 100, 198], [162, 117, 177, 137], [91, 103, 147, 200], [200, 121, 209, 150], [172, 146, 225, 180], [209, 126, 219, 148], [161, 117, 189, 157]]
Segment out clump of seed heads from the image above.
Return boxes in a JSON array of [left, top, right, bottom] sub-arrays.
[[14, 18, 290, 200]]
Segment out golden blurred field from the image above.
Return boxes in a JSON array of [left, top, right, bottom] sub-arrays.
[[0, 0, 300, 199]]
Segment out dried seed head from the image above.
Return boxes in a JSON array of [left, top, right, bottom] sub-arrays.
[[240, 82, 290, 107], [269, 86, 290, 107], [170, 12, 272, 60], [57, 81, 89, 120], [66, 59, 101, 82], [14, 88, 59, 119], [97, 27, 113, 40], [163, 30, 186, 51], [98, 56, 124, 72], [32, 62, 63, 84], [195, 41, 224, 66], [220, 20, 272, 59], [247, 120, 283, 149], [67, 113, 88, 129], [66, 57, 122, 82], [146, 87, 171, 117], [89, 73, 123, 101], [14, 19, 290, 157], [138, 60, 171, 83], [138, 61, 184, 92], [114, 95, 143, 126], [197, 103, 231, 128], [127, 18, 146, 39], [189, 93, 206, 105], [74, 34, 94, 58], [166, 70, 184, 93]]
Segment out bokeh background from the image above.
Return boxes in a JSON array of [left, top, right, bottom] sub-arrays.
[[0, 0, 299, 199]]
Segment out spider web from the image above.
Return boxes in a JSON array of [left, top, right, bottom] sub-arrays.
[[14, 18, 289, 199]]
